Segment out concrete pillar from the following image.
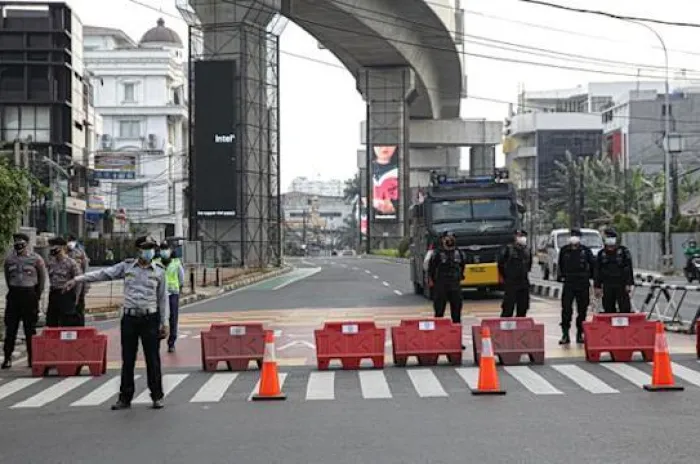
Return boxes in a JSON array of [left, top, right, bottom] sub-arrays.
[[357, 66, 416, 249], [191, 0, 279, 267], [470, 145, 496, 176]]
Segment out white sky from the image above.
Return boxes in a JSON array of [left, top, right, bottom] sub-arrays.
[[33, 0, 700, 189]]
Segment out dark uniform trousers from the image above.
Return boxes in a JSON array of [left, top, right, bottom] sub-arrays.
[[119, 312, 164, 403], [561, 283, 589, 332], [3, 287, 38, 363], [46, 288, 80, 327], [433, 284, 462, 323], [75, 291, 86, 326], [501, 286, 530, 317], [602, 286, 632, 313]]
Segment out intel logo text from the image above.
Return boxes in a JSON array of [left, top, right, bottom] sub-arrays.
[[214, 134, 235, 143]]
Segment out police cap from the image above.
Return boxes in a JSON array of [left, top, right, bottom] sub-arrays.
[[48, 237, 67, 246], [12, 233, 29, 243], [135, 236, 157, 249], [159, 241, 170, 250], [570, 228, 582, 237]]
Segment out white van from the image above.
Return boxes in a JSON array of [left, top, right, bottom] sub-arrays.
[[540, 228, 603, 281]]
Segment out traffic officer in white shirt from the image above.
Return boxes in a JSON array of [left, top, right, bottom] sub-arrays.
[[65, 236, 169, 410]]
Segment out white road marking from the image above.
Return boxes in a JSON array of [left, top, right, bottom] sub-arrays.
[[12, 377, 93, 408], [408, 369, 448, 398], [602, 363, 650, 388], [352, 267, 359, 270], [372, 275, 379, 279], [0, 378, 42, 401], [273, 267, 322, 290], [551, 365, 618, 394], [306, 372, 335, 400], [133, 374, 189, 404], [190, 373, 239, 403], [382, 281, 390, 287], [359, 371, 392, 399], [670, 363, 700, 387], [504, 366, 563, 395], [71, 376, 137, 406], [455, 367, 479, 389], [393, 290, 402, 296], [365, 270, 371, 274], [274, 330, 283, 338], [248, 373, 288, 400]]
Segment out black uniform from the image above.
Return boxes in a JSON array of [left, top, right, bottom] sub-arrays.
[[595, 246, 634, 313], [428, 247, 465, 323], [558, 243, 595, 341], [498, 243, 532, 317]]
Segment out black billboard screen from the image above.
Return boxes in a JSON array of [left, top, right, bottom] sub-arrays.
[[194, 60, 237, 218]]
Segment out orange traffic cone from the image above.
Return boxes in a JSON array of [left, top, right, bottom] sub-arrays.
[[471, 326, 506, 396], [251, 330, 287, 401], [643, 322, 684, 392]]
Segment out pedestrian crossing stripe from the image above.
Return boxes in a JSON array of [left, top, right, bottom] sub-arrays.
[[1, 362, 699, 409]]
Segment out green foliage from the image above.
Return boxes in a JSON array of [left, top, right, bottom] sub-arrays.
[[0, 160, 42, 255], [397, 237, 410, 257], [343, 173, 361, 203], [372, 248, 400, 257]]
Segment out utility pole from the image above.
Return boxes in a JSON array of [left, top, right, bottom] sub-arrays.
[[578, 159, 585, 227]]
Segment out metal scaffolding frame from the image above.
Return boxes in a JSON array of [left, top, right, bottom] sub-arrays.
[[180, 1, 285, 267]]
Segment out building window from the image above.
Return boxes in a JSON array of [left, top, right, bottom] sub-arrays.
[[123, 83, 136, 103], [117, 184, 144, 210], [119, 120, 141, 138], [1, 106, 51, 143]]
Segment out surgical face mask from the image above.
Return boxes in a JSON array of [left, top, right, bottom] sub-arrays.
[[139, 249, 155, 261], [13, 242, 26, 253], [67, 241, 77, 250], [570, 236, 581, 245], [160, 249, 171, 259], [604, 237, 617, 247], [516, 236, 527, 246]]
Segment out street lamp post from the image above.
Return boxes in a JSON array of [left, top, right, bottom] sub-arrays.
[[626, 20, 673, 269]]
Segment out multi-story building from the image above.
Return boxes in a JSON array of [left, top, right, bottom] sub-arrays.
[[282, 191, 353, 249], [83, 18, 188, 239], [286, 176, 345, 198], [602, 88, 700, 174], [0, 1, 101, 237]]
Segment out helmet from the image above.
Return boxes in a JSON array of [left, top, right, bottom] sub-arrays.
[[603, 227, 617, 238]]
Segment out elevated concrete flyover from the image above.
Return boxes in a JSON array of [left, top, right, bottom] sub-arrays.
[[182, 0, 467, 262]]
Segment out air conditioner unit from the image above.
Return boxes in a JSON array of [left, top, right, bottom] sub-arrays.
[[101, 134, 112, 149], [147, 134, 158, 150]]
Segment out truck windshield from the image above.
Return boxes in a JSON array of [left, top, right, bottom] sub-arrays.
[[430, 198, 514, 233]]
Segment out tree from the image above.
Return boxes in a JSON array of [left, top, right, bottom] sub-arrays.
[[0, 159, 42, 255], [343, 173, 360, 204]]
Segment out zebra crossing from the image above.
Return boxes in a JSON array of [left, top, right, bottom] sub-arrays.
[[2, 361, 700, 410]]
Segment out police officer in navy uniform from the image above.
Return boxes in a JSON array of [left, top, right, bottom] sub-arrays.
[[65, 236, 169, 410], [498, 229, 532, 317], [558, 228, 596, 344], [428, 231, 465, 324], [594, 228, 634, 313], [2, 233, 46, 369]]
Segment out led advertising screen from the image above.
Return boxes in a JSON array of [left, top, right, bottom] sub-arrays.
[[371, 145, 399, 222], [194, 59, 237, 218]]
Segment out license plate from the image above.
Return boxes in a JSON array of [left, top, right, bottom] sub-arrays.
[[469, 267, 486, 273]]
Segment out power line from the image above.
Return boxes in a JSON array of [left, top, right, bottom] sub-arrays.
[[515, 0, 700, 29]]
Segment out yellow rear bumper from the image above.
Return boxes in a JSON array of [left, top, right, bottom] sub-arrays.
[[461, 262, 500, 287]]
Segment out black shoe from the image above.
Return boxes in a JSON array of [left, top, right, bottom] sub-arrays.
[[576, 332, 585, 344], [167, 345, 175, 353], [558, 333, 571, 345], [152, 399, 164, 409], [1, 358, 11, 369], [110, 400, 131, 411], [461, 344, 466, 350]]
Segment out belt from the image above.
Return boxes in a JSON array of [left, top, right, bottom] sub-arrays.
[[123, 308, 157, 317]]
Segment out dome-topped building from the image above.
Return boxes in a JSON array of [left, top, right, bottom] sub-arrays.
[[139, 18, 182, 49]]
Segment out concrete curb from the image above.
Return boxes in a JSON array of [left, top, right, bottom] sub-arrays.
[[360, 254, 410, 264], [83, 265, 293, 323], [529, 282, 562, 300]]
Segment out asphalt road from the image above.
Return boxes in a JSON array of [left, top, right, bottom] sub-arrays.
[[4, 256, 700, 463]]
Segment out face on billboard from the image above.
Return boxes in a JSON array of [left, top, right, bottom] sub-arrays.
[[371, 145, 399, 221]]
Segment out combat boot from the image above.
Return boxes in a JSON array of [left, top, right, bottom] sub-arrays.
[[576, 331, 585, 344], [1, 357, 11, 369], [558, 331, 570, 345]]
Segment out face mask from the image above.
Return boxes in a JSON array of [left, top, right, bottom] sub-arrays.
[[570, 236, 581, 245], [50, 247, 61, 256], [67, 241, 76, 250], [160, 249, 171, 259], [13, 242, 26, 253], [604, 238, 617, 246], [139, 249, 155, 261], [516, 236, 527, 246]]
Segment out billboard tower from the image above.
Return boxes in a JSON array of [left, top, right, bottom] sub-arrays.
[[179, 1, 286, 267]]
